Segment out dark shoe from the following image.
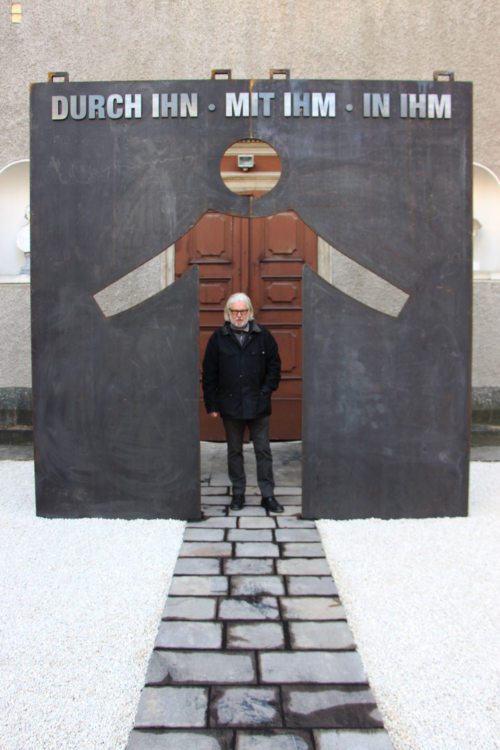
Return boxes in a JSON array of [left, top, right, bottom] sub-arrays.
[[261, 496, 284, 513], [230, 493, 245, 510]]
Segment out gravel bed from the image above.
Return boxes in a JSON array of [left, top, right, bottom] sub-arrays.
[[318, 462, 500, 750], [1, 460, 498, 749], [0, 461, 185, 750]]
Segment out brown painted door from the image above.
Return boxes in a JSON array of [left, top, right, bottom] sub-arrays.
[[175, 211, 317, 440]]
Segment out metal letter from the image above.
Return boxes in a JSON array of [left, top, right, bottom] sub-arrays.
[[293, 92, 310, 116], [51, 95, 68, 120], [106, 94, 124, 119], [180, 93, 198, 117], [159, 93, 178, 117], [364, 93, 390, 118], [372, 93, 390, 118], [225, 92, 249, 117], [259, 92, 275, 116], [363, 93, 372, 117], [408, 94, 427, 119], [400, 93, 408, 118], [311, 92, 336, 117], [427, 94, 451, 119], [88, 94, 106, 119], [251, 92, 259, 116], [283, 92, 292, 117], [152, 93, 159, 118], [124, 94, 142, 118], [69, 95, 87, 120]]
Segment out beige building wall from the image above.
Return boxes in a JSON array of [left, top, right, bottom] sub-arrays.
[[1, 0, 499, 172], [0, 0, 499, 400], [0, 281, 30, 387]]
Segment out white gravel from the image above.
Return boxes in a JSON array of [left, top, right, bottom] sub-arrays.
[[1, 460, 498, 750], [0, 461, 185, 750], [318, 462, 500, 750]]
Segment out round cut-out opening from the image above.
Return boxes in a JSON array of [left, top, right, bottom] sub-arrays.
[[220, 139, 282, 197]]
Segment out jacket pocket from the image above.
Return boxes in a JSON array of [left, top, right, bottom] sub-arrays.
[[257, 390, 272, 415]]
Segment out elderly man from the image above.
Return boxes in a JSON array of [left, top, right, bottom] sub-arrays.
[[202, 292, 284, 513]]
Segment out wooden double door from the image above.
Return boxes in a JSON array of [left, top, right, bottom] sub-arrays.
[[176, 211, 317, 440]]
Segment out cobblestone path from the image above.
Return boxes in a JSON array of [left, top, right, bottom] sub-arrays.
[[126, 485, 394, 750]]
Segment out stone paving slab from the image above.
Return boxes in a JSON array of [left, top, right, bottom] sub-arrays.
[[281, 597, 346, 621], [202, 505, 229, 516], [273, 496, 301, 506], [224, 558, 275, 575], [276, 518, 315, 528], [281, 543, 325, 557], [259, 651, 366, 684], [289, 622, 355, 650], [274, 486, 302, 495], [202, 495, 232, 505], [268, 506, 302, 516], [146, 651, 256, 685], [202, 486, 230, 495], [127, 730, 235, 750], [209, 474, 236, 486], [275, 529, 320, 543], [286, 576, 338, 596], [210, 686, 281, 727], [227, 623, 285, 650], [155, 621, 222, 649], [174, 557, 221, 575], [276, 558, 332, 576], [236, 542, 280, 558], [238, 517, 277, 528], [313, 729, 395, 749], [169, 575, 228, 596], [235, 731, 313, 749], [189, 517, 237, 528], [134, 686, 208, 727], [179, 542, 233, 557], [242, 496, 267, 505], [228, 529, 274, 542], [219, 596, 280, 621], [183, 528, 226, 541], [231, 576, 285, 596], [282, 685, 383, 728], [163, 596, 217, 620]]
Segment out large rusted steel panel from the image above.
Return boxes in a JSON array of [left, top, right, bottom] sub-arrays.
[[30, 78, 471, 519], [301, 83, 471, 519], [32, 264, 201, 519]]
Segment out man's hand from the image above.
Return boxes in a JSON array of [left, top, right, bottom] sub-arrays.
[[209, 412, 220, 418]]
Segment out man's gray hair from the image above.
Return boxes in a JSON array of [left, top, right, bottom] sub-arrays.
[[224, 292, 254, 321]]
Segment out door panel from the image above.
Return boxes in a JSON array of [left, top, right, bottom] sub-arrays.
[[176, 211, 316, 440], [250, 214, 316, 439]]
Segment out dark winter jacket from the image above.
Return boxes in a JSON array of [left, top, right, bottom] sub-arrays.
[[202, 321, 281, 420]]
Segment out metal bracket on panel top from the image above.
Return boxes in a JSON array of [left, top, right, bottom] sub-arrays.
[[48, 71, 69, 83], [270, 68, 290, 79], [211, 69, 232, 79], [433, 70, 455, 81]]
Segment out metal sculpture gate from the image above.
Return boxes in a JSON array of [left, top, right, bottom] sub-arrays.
[[31, 77, 471, 519]]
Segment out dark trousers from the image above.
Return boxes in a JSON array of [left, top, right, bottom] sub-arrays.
[[222, 416, 275, 497]]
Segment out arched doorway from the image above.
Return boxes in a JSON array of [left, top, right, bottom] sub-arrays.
[[175, 210, 317, 440]]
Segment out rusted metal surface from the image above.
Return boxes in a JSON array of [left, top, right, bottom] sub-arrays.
[[31, 78, 471, 519]]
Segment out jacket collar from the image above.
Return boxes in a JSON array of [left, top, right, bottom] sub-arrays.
[[222, 321, 261, 335]]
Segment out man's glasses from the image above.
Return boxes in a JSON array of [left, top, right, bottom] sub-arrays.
[[229, 309, 249, 316]]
